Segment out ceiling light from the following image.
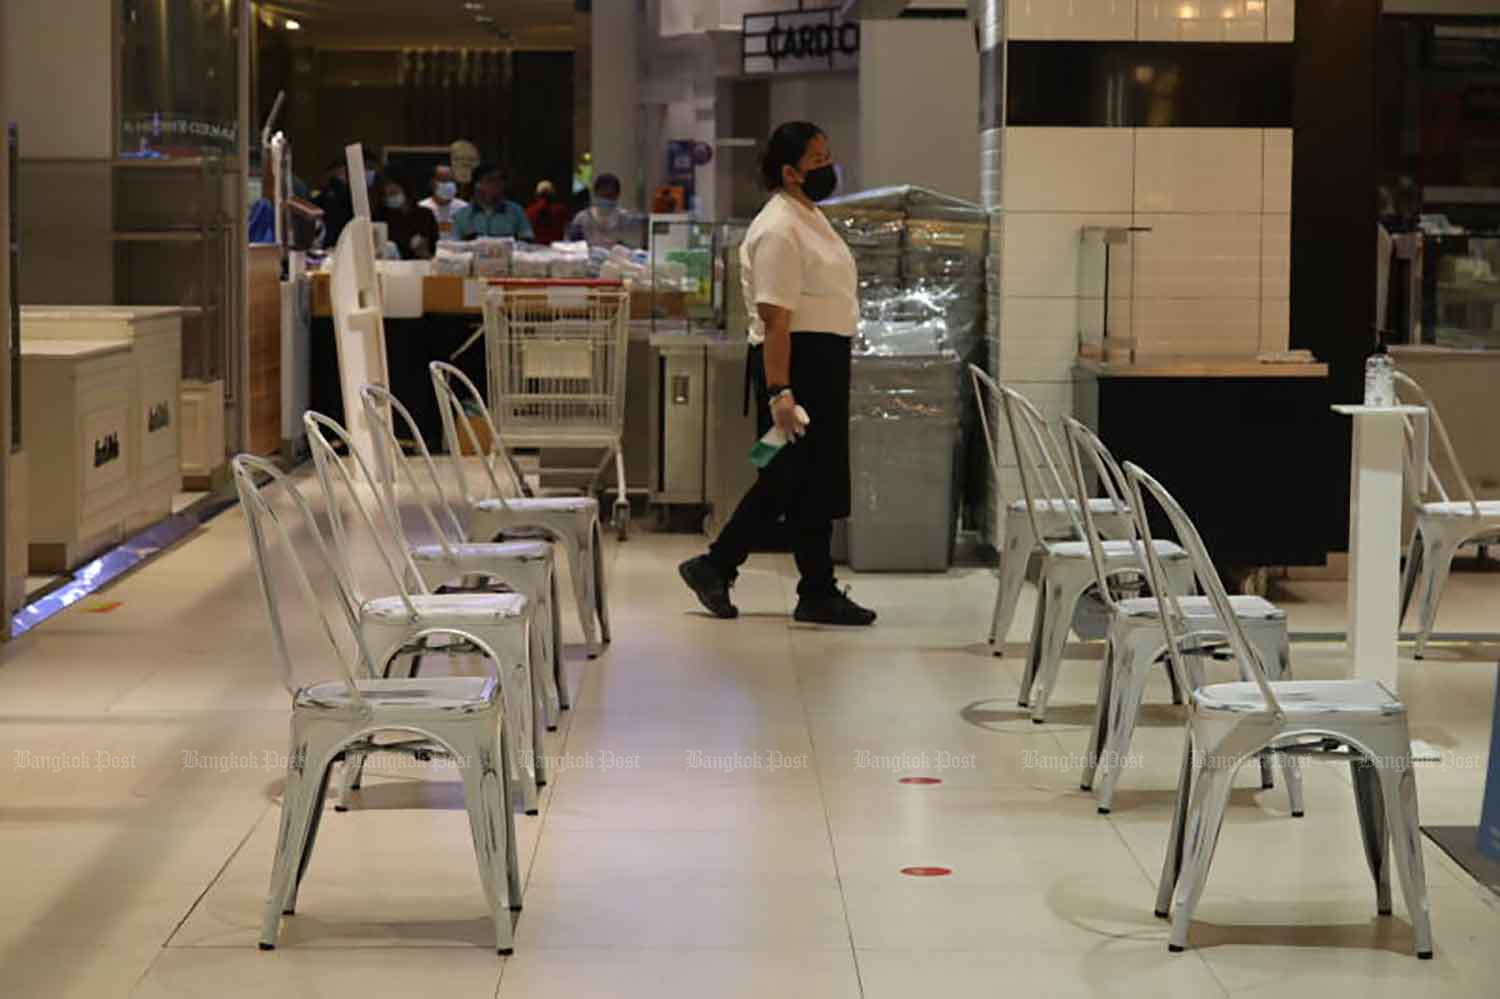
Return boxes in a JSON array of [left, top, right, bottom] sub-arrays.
[[464, 2, 486, 10], [284, 17, 301, 31], [475, 14, 495, 23]]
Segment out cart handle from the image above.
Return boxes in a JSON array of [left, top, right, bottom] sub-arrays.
[[485, 278, 626, 288]]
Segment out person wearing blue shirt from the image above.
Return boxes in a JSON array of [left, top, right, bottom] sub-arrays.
[[453, 162, 534, 241]]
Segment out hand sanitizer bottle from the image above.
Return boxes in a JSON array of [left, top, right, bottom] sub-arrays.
[[749, 405, 811, 469]]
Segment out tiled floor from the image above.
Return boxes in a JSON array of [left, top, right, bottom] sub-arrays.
[[2, 485, 1498, 997]]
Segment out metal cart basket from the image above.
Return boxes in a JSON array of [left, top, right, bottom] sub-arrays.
[[482, 278, 632, 537]]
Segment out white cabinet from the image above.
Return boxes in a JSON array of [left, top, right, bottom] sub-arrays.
[[21, 340, 133, 572], [20, 306, 186, 530]]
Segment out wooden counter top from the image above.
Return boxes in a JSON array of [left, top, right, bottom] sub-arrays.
[[1390, 344, 1500, 360], [1076, 357, 1329, 379]]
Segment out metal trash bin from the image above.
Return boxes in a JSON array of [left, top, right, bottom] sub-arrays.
[[845, 355, 963, 572]]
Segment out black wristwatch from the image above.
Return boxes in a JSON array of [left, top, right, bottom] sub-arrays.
[[766, 384, 791, 398]]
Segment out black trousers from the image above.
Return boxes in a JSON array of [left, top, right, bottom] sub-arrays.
[[707, 333, 851, 599]]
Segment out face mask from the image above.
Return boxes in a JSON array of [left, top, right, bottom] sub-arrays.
[[435, 181, 457, 201], [593, 198, 618, 214], [384, 193, 406, 211], [799, 164, 838, 203]]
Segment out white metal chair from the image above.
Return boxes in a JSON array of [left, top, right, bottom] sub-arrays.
[[970, 366, 1195, 723], [303, 410, 547, 815], [968, 366, 1135, 656], [1127, 461, 1434, 959], [431, 360, 611, 660], [232, 456, 523, 955], [356, 384, 569, 728], [1394, 370, 1500, 658], [1062, 419, 1302, 816]]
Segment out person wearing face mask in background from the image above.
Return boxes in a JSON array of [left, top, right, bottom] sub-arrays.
[[526, 180, 571, 245], [420, 163, 468, 242], [454, 162, 534, 241], [677, 121, 876, 627], [373, 173, 439, 260], [566, 173, 643, 248]]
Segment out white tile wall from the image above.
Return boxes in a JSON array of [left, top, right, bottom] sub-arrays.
[[1260, 297, 1290, 353], [1137, 1, 1266, 42], [1008, 0, 1136, 41], [1134, 129, 1264, 214], [999, 298, 1090, 382], [1001, 213, 1133, 298], [1267, 0, 1295, 43], [1005, 129, 1135, 214], [1132, 213, 1263, 300], [1131, 298, 1262, 355], [1261, 213, 1291, 299], [1263, 129, 1293, 213]]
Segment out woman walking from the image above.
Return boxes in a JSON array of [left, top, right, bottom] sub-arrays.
[[678, 121, 876, 627]]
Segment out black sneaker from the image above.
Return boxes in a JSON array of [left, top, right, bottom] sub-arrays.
[[678, 556, 738, 620], [793, 587, 877, 627]]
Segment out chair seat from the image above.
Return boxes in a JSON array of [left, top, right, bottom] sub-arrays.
[[410, 540, 552, 567], [362, 592, 530, 624], [296, 675, 500, 712], [1009, 497, 1127, 516], [1194, 679, 1403, 717], [475, 496, 597, 516], [1048, 539, 1188, 561], [1418, 500, 1500, 520], [1118, 594, 1284, 621]]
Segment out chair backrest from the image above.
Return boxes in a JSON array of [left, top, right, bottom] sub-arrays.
[[232, 454, 372, 708], [303, 410, 424, 615], [967, 364, 1085, 548], [1062, 417, 1139, 608], [1122, 461, 1284, 720], [429, 360, 531, 512], [1393, 370, 1481, 516], [359, 383, 470, 560]]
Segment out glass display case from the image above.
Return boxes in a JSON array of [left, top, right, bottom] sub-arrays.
[[1420, 232, 1500, 350], [647, 217, 749, 333]]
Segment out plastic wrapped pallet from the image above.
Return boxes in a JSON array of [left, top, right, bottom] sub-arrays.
[[432, 248, 474, 277], [845, 353, 964, 572]]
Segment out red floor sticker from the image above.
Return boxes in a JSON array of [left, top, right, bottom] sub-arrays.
[[900, 866, 952, 877], [898, 777, 942, 785], [83, 601, 123, 614]]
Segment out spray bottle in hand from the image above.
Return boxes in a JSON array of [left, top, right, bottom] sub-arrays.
[[749, 405, 811, 469]]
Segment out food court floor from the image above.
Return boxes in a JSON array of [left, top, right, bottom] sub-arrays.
[[2, 490, 1499, 997]]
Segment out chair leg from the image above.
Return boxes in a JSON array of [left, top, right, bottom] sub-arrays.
[[1350, 756, 1392, 916], [1156, 731, 1197, 919], [1081, 635, 1117, 794], [260, 730, 337, 949], [990, 517, 1035, 656], [1413, 533, 1462, 659], [1399, 526, 1424, 627], [593, 519, 611, 646], [1168, 754, 1239, 952], [1029, 576, 1086, 724], [1165, 658, 1185, 706], [1095, 628, 1158, 814], [551, 567, 569, 712], [558, 527, 601, 659], [335, 751, 365, 811], [1374, 746, 1435, 958], [496, 719, 523, 910], [1018, 579, 1047, 708], [452, 728, 517, 955]]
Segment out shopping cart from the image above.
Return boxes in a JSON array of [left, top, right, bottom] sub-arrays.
[[482, 278, 633, 538]]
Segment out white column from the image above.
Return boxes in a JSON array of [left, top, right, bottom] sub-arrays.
[[1335, 405, 1426, 689], [591, 0, 642, 205]]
